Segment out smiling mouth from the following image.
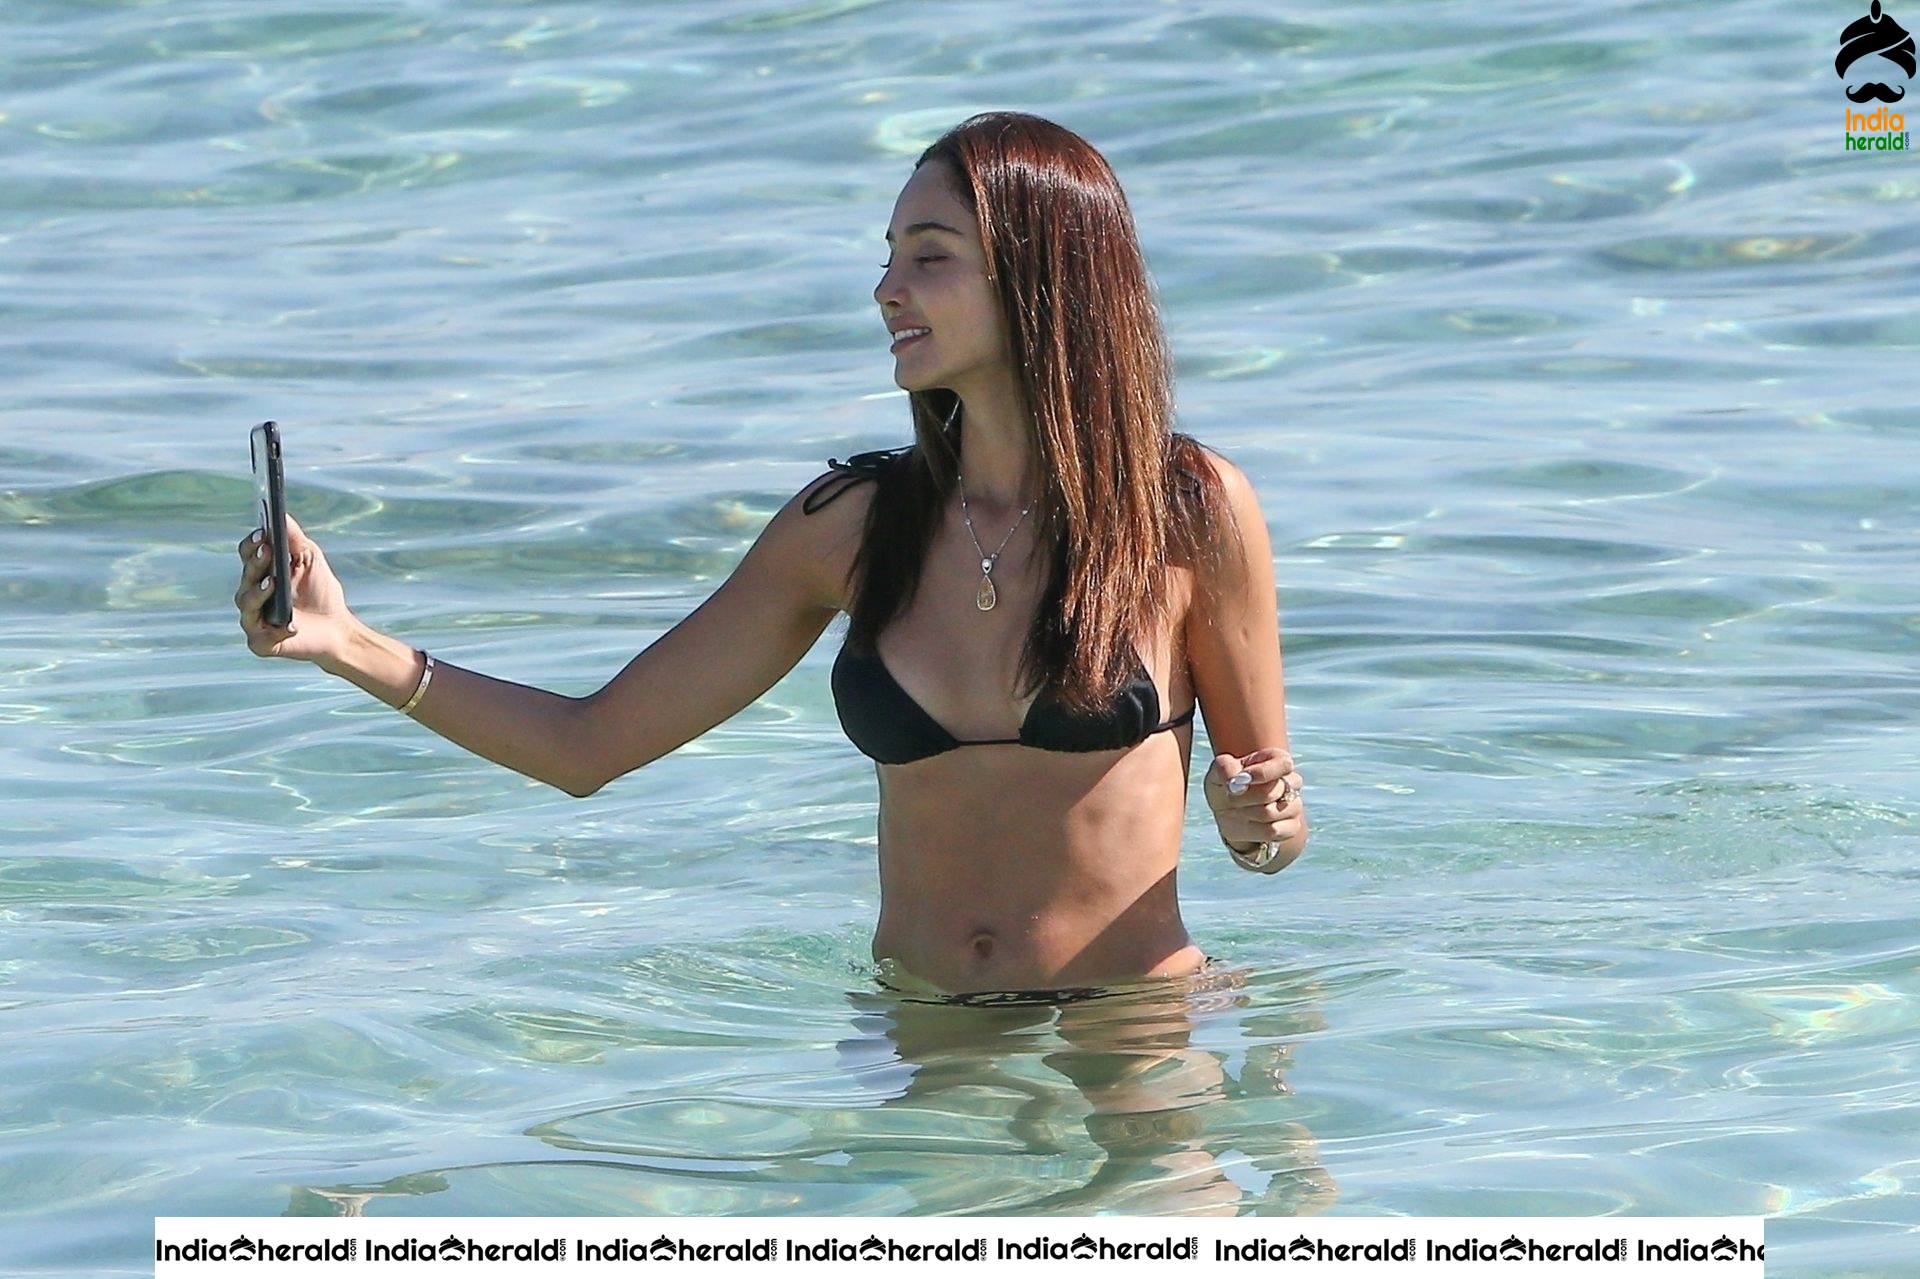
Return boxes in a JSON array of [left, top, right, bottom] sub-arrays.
[[890, 329, 930, 351]]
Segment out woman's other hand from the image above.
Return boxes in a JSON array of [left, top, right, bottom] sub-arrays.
[[1205, 746, 1305, 856]]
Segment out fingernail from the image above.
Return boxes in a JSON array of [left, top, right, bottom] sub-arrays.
[[259, 577, 271, 592], [255, 545, 265, 561], [1229, 771, 1251, 794], [252, 529, 262, 544]]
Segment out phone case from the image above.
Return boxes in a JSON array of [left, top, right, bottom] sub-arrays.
[[249, 421, 293, 629]]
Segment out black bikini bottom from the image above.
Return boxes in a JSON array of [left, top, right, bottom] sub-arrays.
[[875, 955, 1224, 1008]]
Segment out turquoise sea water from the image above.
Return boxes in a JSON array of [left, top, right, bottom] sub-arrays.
[[4, 0, 1918, 1273]]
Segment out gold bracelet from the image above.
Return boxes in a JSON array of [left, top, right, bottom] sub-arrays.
[[397, 650, 435, 715]]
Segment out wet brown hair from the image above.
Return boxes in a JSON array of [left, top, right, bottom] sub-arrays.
[[823, 110, 1235, 715]]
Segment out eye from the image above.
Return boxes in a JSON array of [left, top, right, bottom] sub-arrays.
[[877, 255, 946, 270]]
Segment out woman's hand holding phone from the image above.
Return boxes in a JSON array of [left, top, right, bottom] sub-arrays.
[[234, 511, 358, 667]]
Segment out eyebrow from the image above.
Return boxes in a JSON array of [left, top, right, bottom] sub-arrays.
[[884, 220, 964, 242]]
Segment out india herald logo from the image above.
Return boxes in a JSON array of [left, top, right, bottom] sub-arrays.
[[1838, 1, 1913, 150], [1837, 1, 1914, 102]]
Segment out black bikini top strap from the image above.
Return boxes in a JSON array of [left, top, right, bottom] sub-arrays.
[[1158, 702, 1197, 730], [802, 444, 914, 515]]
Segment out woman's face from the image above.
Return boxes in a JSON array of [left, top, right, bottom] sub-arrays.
[[873, 160, 1006, 391]]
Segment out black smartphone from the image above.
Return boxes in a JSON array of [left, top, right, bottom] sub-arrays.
[[249, 421, 292, 629]]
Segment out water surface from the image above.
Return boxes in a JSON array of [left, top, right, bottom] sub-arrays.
[[3, 1, 1917, 1275]]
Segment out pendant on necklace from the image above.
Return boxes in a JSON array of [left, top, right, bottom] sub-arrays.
[[976, 557, 997, 611]]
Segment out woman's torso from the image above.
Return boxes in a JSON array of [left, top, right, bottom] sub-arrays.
[[816, 458, 1204, 995]]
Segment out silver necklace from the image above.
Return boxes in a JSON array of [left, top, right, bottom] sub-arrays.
[[937, 396, 1034, 611], [957, 470, 1033, 612]]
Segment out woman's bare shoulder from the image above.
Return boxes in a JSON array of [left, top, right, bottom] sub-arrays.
[[790, 446, 905, 612]]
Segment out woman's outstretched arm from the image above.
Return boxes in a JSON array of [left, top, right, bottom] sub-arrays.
[[237, 512, 604, 798], [321, 623, 606, 797], [238, 473, 854, 799], [570, 473, 856, 796]]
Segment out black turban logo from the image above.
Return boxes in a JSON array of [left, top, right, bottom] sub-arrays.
[[1837, 0, 1915, 102]]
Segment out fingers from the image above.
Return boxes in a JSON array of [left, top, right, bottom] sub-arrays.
[[1231, 775, 1302, 818], [238, 525, 281, 565], [1254, 784, 1304, 821], [1223, 809, 1304, 849], [234, 528, 295, 639], [1215, 749, 1293, 788], [237, 531, 272, 586], [1240, 746, 1293, 771], [235, 564, 277, 626], [236, 513, 312, 560], [1240, 748, 1294, 781], [1209, 747, 1307, 848], [1215, 757, 1303, 806]]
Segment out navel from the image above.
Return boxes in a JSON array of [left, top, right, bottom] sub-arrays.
[[967, 927, 996, 961]]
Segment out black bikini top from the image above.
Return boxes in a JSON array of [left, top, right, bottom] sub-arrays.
[[806, 447, 1197, 765]]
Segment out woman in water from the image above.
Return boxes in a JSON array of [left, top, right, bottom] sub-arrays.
[[231, 111, 1306, 1001]]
